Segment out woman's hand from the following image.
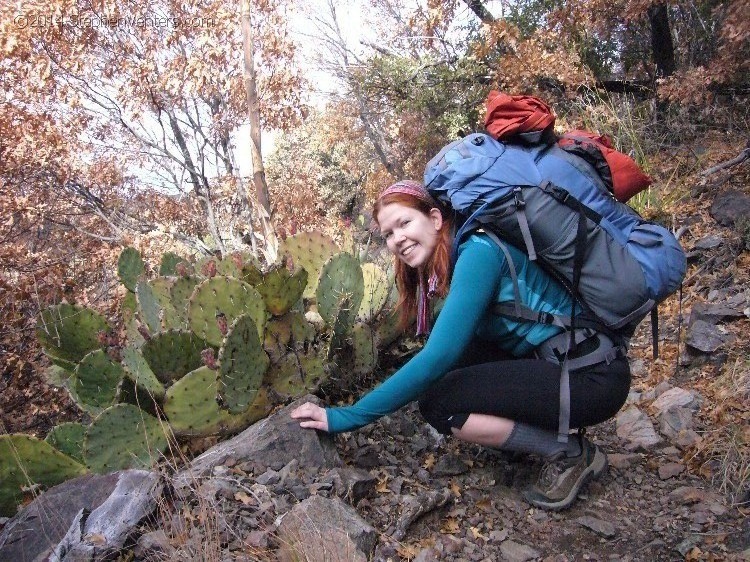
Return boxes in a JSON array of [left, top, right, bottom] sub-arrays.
[[290, 402, 329, 432]]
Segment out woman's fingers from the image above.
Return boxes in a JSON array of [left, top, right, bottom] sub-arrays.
[[290, 402, 329, 432]]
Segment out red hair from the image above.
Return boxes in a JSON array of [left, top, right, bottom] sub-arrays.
[[373, 192, 453, 331]]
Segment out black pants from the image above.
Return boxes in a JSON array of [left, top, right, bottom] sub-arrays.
[[418, 338, 631, 435]]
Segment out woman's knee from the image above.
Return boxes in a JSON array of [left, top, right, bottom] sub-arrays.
[[418, 392, 453, 435]]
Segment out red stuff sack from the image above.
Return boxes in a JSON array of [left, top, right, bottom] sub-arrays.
[[558, 131, 652, 203]]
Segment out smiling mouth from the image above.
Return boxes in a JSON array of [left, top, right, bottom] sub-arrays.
[[401, 244, 416, 256]]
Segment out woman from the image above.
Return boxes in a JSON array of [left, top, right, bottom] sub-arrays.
[[291, 180, 630, 510]]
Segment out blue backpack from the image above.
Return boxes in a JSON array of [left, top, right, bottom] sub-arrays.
[[424, 133, 686, 439]]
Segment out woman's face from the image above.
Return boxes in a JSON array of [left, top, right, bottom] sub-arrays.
[[377, 202, 443, 268]]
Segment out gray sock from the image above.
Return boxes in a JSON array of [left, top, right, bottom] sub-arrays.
[[500, 423, 581, 459]]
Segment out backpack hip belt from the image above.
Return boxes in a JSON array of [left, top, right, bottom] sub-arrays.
[[534, 328, 627, 371]]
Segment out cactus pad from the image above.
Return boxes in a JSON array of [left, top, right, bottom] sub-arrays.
[[0, 435, 87, 516], [264, 317, 293, 363], [241, 262, 263, 285], [159, 252, 189, 276], [37, 304, 108, 364], [73, 349, 126, 413], [136, 280, 162, 334], [122, 346, 166, 399], [140, 330, 206, 383], [43, 364, 74, 388], [188, 277, 266, 347], [83, 404, 169, 474], [327, 296, 352, 360], [288, 311, 316, 350], [122, 291, 138, 318], [164, 367, 270, 437], [345, 322, 378, 376], [116, 376, 161, 417], [269, 351, 327, 397], [169, 276, 199, 323], [357, 263, 390, 322], [117, 247, 144, 292], [282, 232, 340, 298], [316, 252, 364, 331], [255, 265, 308, 316], [149, 277, 183, 330], [217, 315, 270, 414], [45, 422, 86, 464]]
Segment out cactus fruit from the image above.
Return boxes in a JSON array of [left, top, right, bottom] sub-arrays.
[[117, 247, 145, 292], [122, 346, 166, 400], [73, 349, 126, 412], [159, 252, 190, 276], [187, 277, 266, 347], [197, 256, 241, 279], [0, 435, 87, 516], [83, 404, 169, 474], [164, 367, 270, 437], [37, 304, 108, 365], [45, 422, 86, 464], [357, 263, 390, 322], [140, 330, 206, 384], [316, 252, 364, 331], [254, 265, 308, 316], [217, 315, 270, 414], [281, 232, 340, 298]]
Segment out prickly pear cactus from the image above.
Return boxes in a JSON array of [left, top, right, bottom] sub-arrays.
[[73, 349, 126, 412], [344, 322, 378, 376], [254, 265, 308, 316], [188, 277, 266, 347], [140, 330, 206, 384], [316, 252, 364, 331], [0, 435, 87, 516], [169, 276, 200, 324], [164, 367, 271, 437], [149, 277, 182, 330], [45, 422, 86, 464], [122, 291, 138, 317], [327, 296, 353, 360], [118, 247, 144, 292], [357, 263, 390, 322], [197, 256, 241, 279], [122, 346, 166, 400], [282, 232, 340, 298], [264, 317, 293, 363], [288, 311, 316, 350], [37, 304, 108, 365], [218, 315, 270, 414], [136, 280, 162, 334], [159, 252, 189, 276], [269, 352, 327, 398], [241, 261, 264, 286], [83, 404, 169, 474]]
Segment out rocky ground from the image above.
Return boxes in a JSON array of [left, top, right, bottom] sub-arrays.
[[1, 160, 749, 561]]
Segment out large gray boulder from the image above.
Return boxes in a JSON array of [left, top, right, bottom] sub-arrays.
[[175, 395, 341, 490]]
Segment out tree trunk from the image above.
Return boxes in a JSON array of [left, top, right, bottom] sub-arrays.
[[461, 0, 495, 24], [241, 0, 277, 262], [648, 4, 675, 79]]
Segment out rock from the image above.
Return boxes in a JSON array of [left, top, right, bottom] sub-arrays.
[[693, 235, 723, 249], [654, 381, 673, 397], [651, 387, 702, 415], [576, 515, 617, 538], [674, 429, 702, 450], [685, 320, 729, 353], [689, 302, 745, 326], [660, 406, 694, 439], [668, 486, 707, 505], [500, 540, 541, 562], [277, 495, 377, 562], [433, 454, 469, 476], [0, 472, 122, 562], [134, 529, 176, 559], [608, 453, 642, 470], [710, 189, 750, 227], [175, 395, 341, 489], [615, 406, 662, 450], [322, 467, 377, 503], [50, 470, 162, 561], [625, 390, 642, 405], [675, 535, 702, 557], [628, 359, 646, 377], [658, 463, 685, 480], [489, 529, 510, 543]]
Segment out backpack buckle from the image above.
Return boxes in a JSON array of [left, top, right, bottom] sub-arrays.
[[513, 187, 525, 208]]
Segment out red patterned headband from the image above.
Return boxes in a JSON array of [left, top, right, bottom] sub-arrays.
[[378, 180, 438, 208]]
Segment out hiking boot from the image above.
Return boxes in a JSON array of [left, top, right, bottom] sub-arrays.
[[522, 436, 607, 511]]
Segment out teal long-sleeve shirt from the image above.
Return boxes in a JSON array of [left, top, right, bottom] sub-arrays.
[[325, 234, 574, 433]]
